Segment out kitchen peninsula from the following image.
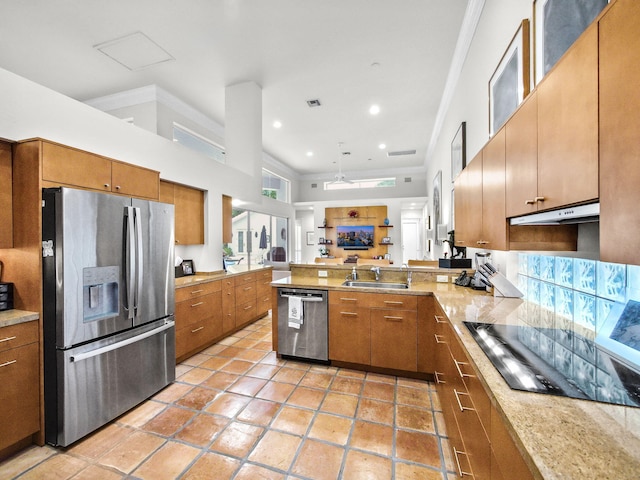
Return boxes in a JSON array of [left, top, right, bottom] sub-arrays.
[[272, 264, 640, 479]]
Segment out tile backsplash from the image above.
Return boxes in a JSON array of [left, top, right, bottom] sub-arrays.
[[518, 254, 640, 335]]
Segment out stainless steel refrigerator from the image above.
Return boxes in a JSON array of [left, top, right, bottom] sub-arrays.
[[42, 187, 176, 447]]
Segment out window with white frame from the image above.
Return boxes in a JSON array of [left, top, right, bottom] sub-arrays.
[[173, 122, 225, 164], [324, 177, 396, 190], [262, 168, 290, 203]]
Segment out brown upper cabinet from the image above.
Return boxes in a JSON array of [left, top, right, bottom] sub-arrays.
[[222, 194, 232, 244], [505, 91, 538, 218], [505, 24, 598, 217], [0, 141, 13, 248], [599, 0, 640, 265], [160, 180, 205, 245], [535, 22, 599, 211], [40, 141, 159, 200], [455, 130, 509, 250]]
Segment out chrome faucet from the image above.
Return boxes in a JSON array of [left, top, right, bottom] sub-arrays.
[[402, 263, 412, 286], [371, 266, 380, 281]]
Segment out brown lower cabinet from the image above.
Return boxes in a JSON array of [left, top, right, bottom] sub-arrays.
[[175, 269, 272, 361], [328, 291, 433, 374], [433, 304, 534, 480], [0, 321, 40, 452]]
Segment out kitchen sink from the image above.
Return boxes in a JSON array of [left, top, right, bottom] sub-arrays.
[[342, 281, 409, 289]]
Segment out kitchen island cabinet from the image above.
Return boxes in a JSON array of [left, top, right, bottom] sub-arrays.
[[599, 0, 640, 265]]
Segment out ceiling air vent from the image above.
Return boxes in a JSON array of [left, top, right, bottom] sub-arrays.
[[387, 149, 416, 157], [404, 177, 412, 183], [311, 183, 318, 188], [306, 99, 321, 107]]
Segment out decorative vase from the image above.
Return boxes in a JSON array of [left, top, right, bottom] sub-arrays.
[[384, 217, 390, 225]]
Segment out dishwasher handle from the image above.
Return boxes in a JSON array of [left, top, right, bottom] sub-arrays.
[[280, 294, 325, 302]]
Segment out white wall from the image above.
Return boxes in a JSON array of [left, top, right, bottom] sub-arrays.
[[425, 0, 599, 275], [0, 67, 295, 272]]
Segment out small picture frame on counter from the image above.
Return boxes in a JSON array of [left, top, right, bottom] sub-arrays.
[[382, 236, 391, 244], [181, 260, 195, 276]]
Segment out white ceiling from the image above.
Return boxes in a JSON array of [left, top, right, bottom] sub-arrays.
[[0, 0, 468, 178]]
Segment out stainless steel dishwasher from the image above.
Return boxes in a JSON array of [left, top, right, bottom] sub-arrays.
[[277, 288, 328, 362]]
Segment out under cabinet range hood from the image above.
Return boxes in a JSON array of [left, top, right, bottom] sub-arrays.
[[510, 202, 599, 226]]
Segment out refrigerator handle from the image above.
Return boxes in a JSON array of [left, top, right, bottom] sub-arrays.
[[124, 206, 136, 320], [133, 207, 144, 316]]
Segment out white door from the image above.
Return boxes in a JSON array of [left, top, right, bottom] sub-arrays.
[[401, 221, 420, 264]]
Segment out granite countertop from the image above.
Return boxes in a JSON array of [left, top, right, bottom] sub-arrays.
[[0, 309, 39, 328], [175, 264, 273, 288], [273, 275, 640, 479]]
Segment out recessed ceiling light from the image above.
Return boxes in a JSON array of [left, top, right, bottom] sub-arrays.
[[378, 143, 386, 149], [306, 151, 313, 157], [273, 120, 282, 128], [369, 104, 380, 115]]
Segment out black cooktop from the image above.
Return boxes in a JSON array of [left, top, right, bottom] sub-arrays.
[[464, 321, 640, 408]]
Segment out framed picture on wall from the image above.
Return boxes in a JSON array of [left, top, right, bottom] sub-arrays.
[[489, 19, 530, 136], [451, 122, 466, 181], [306, 231, 315, 245], [533, 0, 608, 85], [432, 170, 442, 241]]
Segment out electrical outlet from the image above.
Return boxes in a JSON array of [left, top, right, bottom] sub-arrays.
[[437, 275, 448, 283], [318, 270, 328, 278]]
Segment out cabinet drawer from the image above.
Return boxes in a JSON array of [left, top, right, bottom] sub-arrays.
[[236, 273, 256, 285], [235, 283, 256, 305], [257, 293, 271, 316], [176, 280, 221, 303], [236, 300, 257, 326], [176, 321, 218, 359], [256, 277, 272, 297], [0, 342, 40, 450], [368, 294, 417, 310], [255, 269, 272, 281], [175, 292, 221, 329], [0, 321, 39, 353], [221, 277, 236, 290], [329, 291, 369, 306]]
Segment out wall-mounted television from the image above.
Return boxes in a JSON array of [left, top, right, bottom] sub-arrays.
[[336, 225, 375, 249]]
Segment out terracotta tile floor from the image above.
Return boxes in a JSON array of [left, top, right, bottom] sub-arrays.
[[0, 314, 457, 479]]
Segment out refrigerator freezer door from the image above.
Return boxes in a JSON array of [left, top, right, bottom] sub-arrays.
[[132, 199, 175, 326], [44, 188, 133, 348], [48, 318, 175, 447]]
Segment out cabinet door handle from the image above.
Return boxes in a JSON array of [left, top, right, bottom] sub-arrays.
[[191, 326, 204, 333], [383, 315, 403, 321], [191, 289, 204, 294], [434, 371, 445, 384], [244, 305, 253, 310], [434, 334, 446, 344], [244, 286, 253, 291], [340, 311, 358, 316], [115, 185, 121, 190], [434, 315, 446, 324], [191, 301, 204, 307], [0, 335, 17, 343], [454, 359, 474, 378], [340, 297, 357, 302], [453, 448, 474, 478], [383, 300, 404, 306], [0, 359, 17, 368], [534, 196, 545, 202], [104, 183, 110, 188], [454, 389, 475, 412], [525, 199, 536, 205]]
